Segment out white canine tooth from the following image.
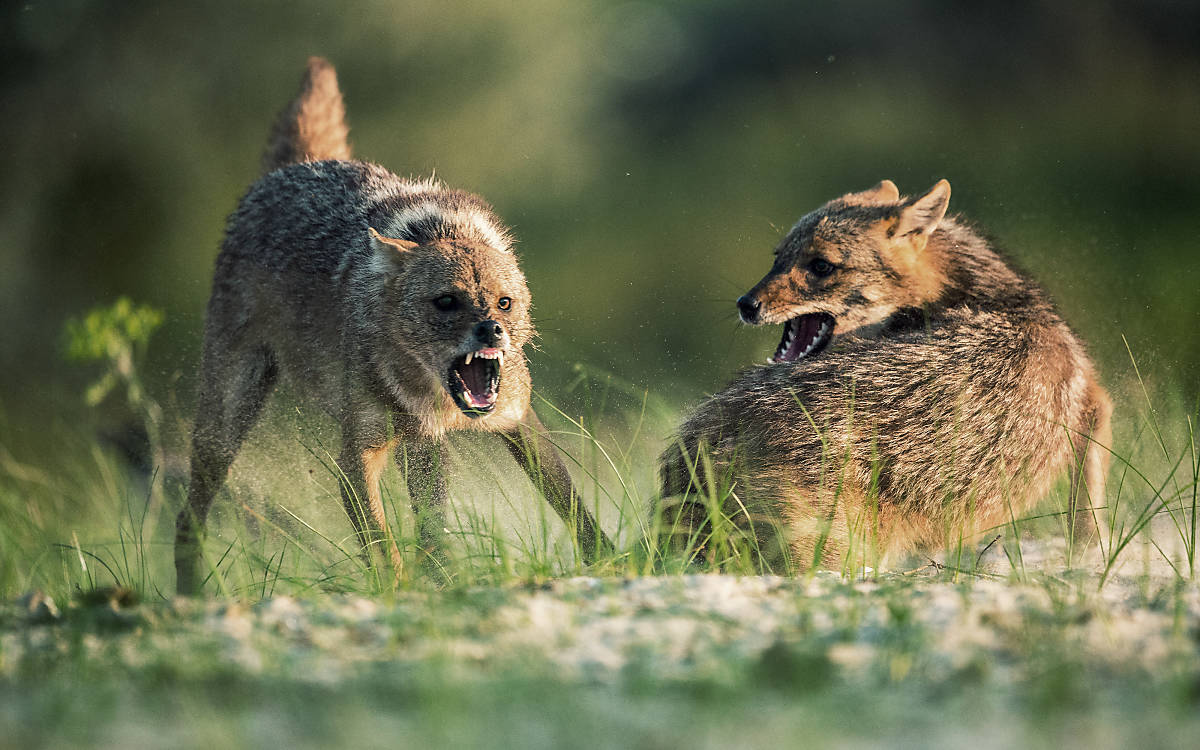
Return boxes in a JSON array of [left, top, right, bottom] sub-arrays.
[[465, 352, 474, 365], [497, 351, 504, 366]]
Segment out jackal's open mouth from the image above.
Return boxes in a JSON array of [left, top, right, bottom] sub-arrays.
[[448, 348, 502, 416], [769, 313, 835, 363]]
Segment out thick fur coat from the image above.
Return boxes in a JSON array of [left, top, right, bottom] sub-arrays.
[[175, 59, 607, 592], [661, 181, 1111, 571]]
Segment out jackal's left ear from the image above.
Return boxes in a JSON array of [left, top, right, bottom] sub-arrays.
[[842, 179, 900, 205], [894, 180, 950, 248], [369, 227, 418, 255]]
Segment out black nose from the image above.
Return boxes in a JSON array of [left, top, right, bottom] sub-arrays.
[[736, 295, 761, 324], [474, 320, 504, 346]]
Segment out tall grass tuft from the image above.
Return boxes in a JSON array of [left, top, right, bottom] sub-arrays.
[[2, 303, 1197, 600]]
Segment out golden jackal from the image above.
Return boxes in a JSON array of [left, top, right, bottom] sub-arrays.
[[660, 179, 1111, 571], [175, 58, 609, 593]]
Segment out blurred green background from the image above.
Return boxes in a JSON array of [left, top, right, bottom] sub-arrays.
[[2, 0, 1198, 443]]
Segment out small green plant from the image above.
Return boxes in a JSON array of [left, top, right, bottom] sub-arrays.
[[63, 296, 164, 408], [62, 297, 166, 491], [63, 296, 165, 466], [53, 298, 167, 598]]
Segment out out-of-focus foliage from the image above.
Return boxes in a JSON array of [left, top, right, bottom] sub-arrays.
[[63, 295, 162, 411], [2, 0, 1198, 421], [63, 296, 162, 367], [60, 298, 166, 494]]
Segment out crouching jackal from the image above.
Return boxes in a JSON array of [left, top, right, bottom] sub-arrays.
[[175, 58, 610, 593], [660, 180, 1111, 571]]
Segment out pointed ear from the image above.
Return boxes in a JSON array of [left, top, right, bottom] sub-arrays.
[[894, 180, 950, 240], [840, 180, 900, 206], [369, 227, 418, 254]]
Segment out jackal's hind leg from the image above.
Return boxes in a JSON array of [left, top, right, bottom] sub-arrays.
[[503, 412, 612, 564], [1068, 383, 1113, 546], [175, 344, 277, 594]]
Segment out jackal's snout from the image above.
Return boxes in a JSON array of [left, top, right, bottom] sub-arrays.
[[736, 294, 762, 325], [474, 319, 506, 348], [738, 280, 836, 363]]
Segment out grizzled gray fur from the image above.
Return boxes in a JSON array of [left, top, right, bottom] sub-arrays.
[[175, 58, 609, 593]]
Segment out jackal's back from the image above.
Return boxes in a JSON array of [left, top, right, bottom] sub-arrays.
[[662, 307, 1102, 566], [671, 308, 1079, 495]]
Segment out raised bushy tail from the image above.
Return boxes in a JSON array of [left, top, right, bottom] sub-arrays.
[[261, 57, 352, 173]]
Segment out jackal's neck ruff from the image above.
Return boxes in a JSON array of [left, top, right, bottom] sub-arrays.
[[926, 220, 1049, 317]]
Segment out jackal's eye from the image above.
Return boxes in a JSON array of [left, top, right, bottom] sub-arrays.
[[497, 297, 512, 311], [808, 258, 835, 278], [432, 295, 458, 311]]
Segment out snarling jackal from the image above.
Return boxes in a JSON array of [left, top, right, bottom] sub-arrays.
[[660, 180, 1111, 571], [175, 58, 609, 593]]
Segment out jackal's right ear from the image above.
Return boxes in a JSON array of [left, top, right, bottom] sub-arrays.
[[369, 227, 419, 255], [841, 180, 900, 205], [893, 180, 950, 248]]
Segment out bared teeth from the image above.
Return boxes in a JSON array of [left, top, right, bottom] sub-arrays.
[[799, 320, 831, 356], [769, 315, 834, 364], [469, 349, 504, 362], [451, 348, 503, 414]]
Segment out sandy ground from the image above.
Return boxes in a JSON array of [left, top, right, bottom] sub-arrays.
[[3, 532, 1198, 749], [5, 547, 1196, 687]]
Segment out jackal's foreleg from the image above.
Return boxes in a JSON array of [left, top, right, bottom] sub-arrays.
[[399, 438, 451, 583], [337, 437, 404, 581]]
